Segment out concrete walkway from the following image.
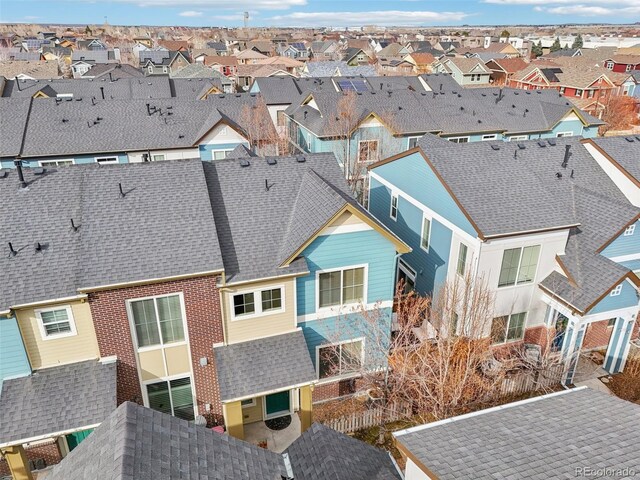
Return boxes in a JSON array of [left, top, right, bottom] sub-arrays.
[[574, 377, 614, 395], [243, 413, 301, 453]]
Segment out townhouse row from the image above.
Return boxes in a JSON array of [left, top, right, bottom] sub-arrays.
[[367, 134, 640, 383], [0, 151, 408, 475]]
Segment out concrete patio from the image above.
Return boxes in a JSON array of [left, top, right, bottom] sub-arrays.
[[243, 413, 301, 453]]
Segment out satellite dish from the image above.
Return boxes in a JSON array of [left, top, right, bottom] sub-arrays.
[[194, 415, 207, 426]]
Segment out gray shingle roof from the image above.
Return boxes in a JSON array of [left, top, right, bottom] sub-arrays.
[[590, 136, 640, 183], [394, 388, 640, 480], [286, 422, 402, 480], [304, 61, 376, 78], [46, 402, 288, 480], [214, 330, 316, 401], [0, 360, 116, 445], [400, 134, 640, 312], [0, 160, 223, 310]]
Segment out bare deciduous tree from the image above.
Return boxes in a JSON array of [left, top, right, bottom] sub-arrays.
[[238, 95, 291, 156]]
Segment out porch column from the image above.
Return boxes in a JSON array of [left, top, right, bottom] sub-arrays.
[[604, 316, 635, 374], [1, 445, 33, 480], [299, 385, 313, 433], [222, 401, 244, 440], [562, 317, 585, 385]]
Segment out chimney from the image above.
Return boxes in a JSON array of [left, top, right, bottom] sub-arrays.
[[14, 160, 27, 188]]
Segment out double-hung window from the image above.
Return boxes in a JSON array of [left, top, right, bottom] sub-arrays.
[[624, 224, 635, 236], [408, 136, 420, 148], [146, 377, 194, 421], [498, 245, 540, 287], [95, 156, 119, 164], [390, 194, 398, 220], [212, 149, 233, 161], [491, 312, 526, 344], [448, 137, 469, 143], [36, 306, 77, 339], [358, 140, 379, 163], [457, 243, 468, 276], [317, 339, 363, 379], [318, 267, 365, 309], [421, 216, 431, 251], [130, 294, 185, 348], [231, 287, 284, 319]]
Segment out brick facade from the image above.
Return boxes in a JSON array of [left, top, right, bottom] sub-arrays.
[[0, 441, 61, 476], [583, 319, 615, 350], [312, 378, 365, 403], [88, 275, 224, 425]]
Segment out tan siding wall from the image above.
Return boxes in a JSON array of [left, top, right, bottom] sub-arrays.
[[165, 344, 191, 377], [138, 349, 165, 381], [223, 279, 296, 344], [16, 300, 99, 369], [138, 344, 191, 381], [241, 398, 263, 424]]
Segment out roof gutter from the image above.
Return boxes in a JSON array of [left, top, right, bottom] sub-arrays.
[[219, 379, 316, 404], [0, 423, 102, 450], [78, 269, 224, 293], [483, 223, 581, 240], [5, 294, 89, 314]]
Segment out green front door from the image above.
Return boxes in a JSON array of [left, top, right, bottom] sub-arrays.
[[66, 428, 94, 451], [265, 391, 290, 418]]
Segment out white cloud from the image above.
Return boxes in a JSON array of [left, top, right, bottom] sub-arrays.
[[179, 10, 203, 17], [98, 0, 306, 9], [535, 4, 640, 15], [267, 10, 471, 27]]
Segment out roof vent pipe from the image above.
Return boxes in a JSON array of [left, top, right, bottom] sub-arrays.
[[562, 144, 571, 168], [8, 242, 17, 256], [14, 160, 27, 188], [100, 86, 105, 100]]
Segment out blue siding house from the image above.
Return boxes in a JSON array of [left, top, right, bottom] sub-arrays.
[[0, 316, 31, 385]]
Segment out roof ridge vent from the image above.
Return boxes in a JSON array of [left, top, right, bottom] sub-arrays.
[[239, 159, 250, 167], [296, 156, 306, 163]]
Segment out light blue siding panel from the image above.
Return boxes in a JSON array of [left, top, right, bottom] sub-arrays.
[[369, 177, 452, 295], [296, 229, 397, 317], [621, 259, 640, 271], [0, 316, 31, 382], [198, 142, 248, 161], [589, 280, 638, 315], [604, 318, 624, 372], [371, 152, 477, 237], [601, 220, 640, 259]]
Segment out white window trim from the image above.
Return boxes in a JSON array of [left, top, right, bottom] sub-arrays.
[[420, 215, 431, 253], [95, 156, 119, 164], [39, 158, 75, 167], [141, 373, 196, 419], [390, 193, 398, 221], [457, 242, 468, 276], [508, 135, 528, 142], [447, 136, 470, 143], [262, 390, 294, 420], [241, 398, 256, 408], [230, 285, 285, 321], [211, 148, 234, 160], [491, 312, 527, 345], [497, 245, 541, 289], [315, 337, 365, 380], [407, 136, 420, 148], [315, 264, 369, 314], [126, 292, 188, 352], [610, 284, 623, 297], [481, 134, 498, 141], [152, 154, 166, 162], [555, 131, 573, 138], [357, 139, 379, 163], [398, 258, 416, 283], [35, 305, 78, 341], [624, 224, 635, 236]]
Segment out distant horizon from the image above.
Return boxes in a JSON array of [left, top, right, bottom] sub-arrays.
[[2, 0, 639, 29]]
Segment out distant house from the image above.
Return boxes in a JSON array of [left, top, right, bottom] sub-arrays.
[[157, 39, 190, 52], [432, 57, 491, 86], [395, 388, 639, 480], [604, 55, 640, 73], [71, 49, 121, 78], [277, 42, 309, 60], [81, 63, 143, 80], [140, 50, 190, 76], [205, 41, 228, 55], [302, 60, 376, 77], [377, 43, 410, 58], [485, 57, 529, 85], [76, 38, 107, 50], [204, 55, 239, 78], [378, 57, 414, 75], [404, 52, 436, 74], [310, 40, 340, 60], [342, 47, 372, 66], [236, 48, 268, 65], [0, 60, 59, 80], [132, 36, 153, 48]]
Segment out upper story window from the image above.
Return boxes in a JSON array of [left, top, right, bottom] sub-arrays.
[[40, 159, 73, 167], [481, 134, 498, 141], [457, 243, 468, 276], [358, 140, 379, 163], [129, 294, 185, 348], [318, 266, 366, 309], [448, 137, 469, 143], [508, 135, 528, 142], [95, 156, 119, 164], [576, 89, 583, 97], [556, 132, 573, 138], [390, 194, 398, 220], [408, 136, 420, 148], [212, 149, 233, 161], [152, 154, 166, 162], [559, 87, 566, 94], [231, 286, 284, 319], [624, 224, 635, 236], [35, 306, 77, 340], [626, 64, 632, 72], [491, 312, 526, 344], [498, 245, 540, 287], [610, 284, 623, 297], [421, 216, 431, 251], [605, 61, 613, 70]]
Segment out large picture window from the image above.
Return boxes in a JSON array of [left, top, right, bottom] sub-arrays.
[[491, 312, 526, 344], [318, 339, 363, 379], [130, 294, 185, 348], [498, 245, 540, 287], [358, 140, 379, 163], [318, 267, 365, 309], [147, 377, 194, 421]]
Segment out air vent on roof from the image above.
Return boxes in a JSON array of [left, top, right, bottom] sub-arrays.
[[526, 91, 531, 95], [267, 158, 277, 165], [547, 139, 556, 146], [635, 136, 640, 142], [33, 167, 45, 175], [517, 143, 526, 150], [625, 137, 635, 143], [514, 92, 519, 95], [491, 145, 500, 151], [296, 156, 306, 163], [538, 141, 546, 148], [0, 170, 7, 179], [240, 159, 250, 167]]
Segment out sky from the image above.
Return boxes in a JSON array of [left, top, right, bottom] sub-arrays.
[[1, 0, 639, 28]]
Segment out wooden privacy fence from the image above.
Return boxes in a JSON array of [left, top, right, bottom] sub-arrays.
[[499, 364, 565, 396], [321, 401, 413, 434]]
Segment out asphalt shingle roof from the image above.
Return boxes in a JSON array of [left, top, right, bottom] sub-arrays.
[[394, 388, 640, 480], [286, 422, 402, 480], [590, 136, 640, 184], [213, 330, 316, 401], [0, 360, 116, 445], [0, 160, 223, 310], [46, 402, 288, 480]]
